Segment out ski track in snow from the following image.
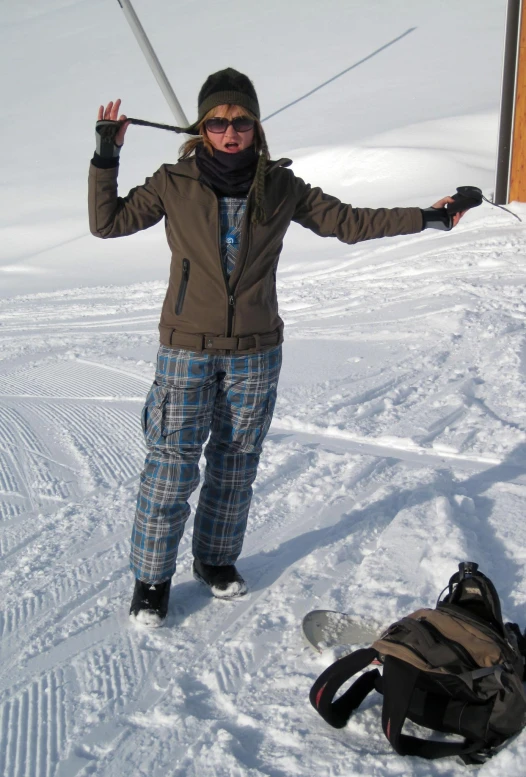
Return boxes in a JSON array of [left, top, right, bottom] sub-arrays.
[[1, 204, 526, 776], [3, 0, 526, 770]]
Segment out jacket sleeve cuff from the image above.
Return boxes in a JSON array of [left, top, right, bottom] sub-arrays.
[[91, 153, 120, 169], [421, 207, 452, 231]]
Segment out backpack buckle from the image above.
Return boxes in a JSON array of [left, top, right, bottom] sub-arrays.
[[459, 561, 479, 579]]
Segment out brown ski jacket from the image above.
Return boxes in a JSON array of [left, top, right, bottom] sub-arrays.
[[88, 157, 423, 354]]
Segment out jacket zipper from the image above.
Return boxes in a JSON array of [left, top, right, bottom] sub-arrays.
[[199, 174, 258, 339], [197, 165, 275, 340], [215, 203, 235, 336], [227, 191, 253, 336], [227, 294, 235, 335], [175, 258, 190, 315], [215, 193, 253, 338]]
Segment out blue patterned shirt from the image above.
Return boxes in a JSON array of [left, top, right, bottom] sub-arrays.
[[219, 197, 247, 277]]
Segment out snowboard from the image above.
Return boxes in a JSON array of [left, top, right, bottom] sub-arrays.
[[302, 609, 380, 653]]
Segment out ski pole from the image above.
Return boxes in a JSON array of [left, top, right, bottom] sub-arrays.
[[116, 0, 189, 126]]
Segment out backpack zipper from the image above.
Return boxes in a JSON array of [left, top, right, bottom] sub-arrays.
[[175, 258, 190, 316], [381, 618, 480, 672], [381, 623, 435, 668], [438, 604, 517, 660], [381, 638, 433, 670], [417, 618, 479, 670]]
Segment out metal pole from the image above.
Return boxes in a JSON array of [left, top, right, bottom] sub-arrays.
[[116, 0, 189, 126], [509, 0, 526, 201], [495, 0, 521, 203]]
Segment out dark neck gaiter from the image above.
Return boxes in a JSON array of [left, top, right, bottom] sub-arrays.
[[195, 143, 259, 197]]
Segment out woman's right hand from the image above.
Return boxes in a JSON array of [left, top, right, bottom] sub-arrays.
[[98, 99, 129, 146]]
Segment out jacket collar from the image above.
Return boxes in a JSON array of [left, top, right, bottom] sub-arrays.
[[170, 156, 292, 180]]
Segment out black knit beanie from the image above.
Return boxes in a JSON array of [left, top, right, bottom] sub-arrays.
[[199, 68, 259, 119]]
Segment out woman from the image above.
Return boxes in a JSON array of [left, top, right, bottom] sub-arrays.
[[89, 68, 463, 627]]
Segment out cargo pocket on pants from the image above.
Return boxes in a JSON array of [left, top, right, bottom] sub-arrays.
[[254, 382, 278, 449], [141, 381, 170, 447]]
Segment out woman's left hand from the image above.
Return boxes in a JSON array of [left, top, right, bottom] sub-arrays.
[[431, 196, 465, 227], [98, 99, 129, 147]]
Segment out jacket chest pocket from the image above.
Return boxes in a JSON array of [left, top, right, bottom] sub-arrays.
[[175, 258, 190, 315]]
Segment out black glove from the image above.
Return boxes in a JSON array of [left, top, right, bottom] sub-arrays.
[[421, 207, 453, 231], [95, 120, 123, 159]]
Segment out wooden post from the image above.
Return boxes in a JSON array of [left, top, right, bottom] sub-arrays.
[[495, 0, 522, 203], [509, 0, 526, 201]]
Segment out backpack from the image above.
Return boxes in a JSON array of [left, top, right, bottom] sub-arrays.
[[310, 562, 526, 765]]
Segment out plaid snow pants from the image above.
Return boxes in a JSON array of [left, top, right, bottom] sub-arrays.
[[130, 344, 282, 583]]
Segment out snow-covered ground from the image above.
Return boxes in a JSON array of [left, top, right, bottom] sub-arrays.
[[3, 1, 526, 775]]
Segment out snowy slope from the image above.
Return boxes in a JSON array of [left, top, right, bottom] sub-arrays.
[[3, 1, 526, 776]]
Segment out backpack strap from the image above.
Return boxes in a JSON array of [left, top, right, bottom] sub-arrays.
[[309, 647, 380, 728], [381, 656, 487, 763]]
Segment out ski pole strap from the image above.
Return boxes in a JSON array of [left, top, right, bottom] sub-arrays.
[[97, 118, 188, 139], [381, 656, 486, 762], [125, 117, 188, 134], [94, 118, 190, 163], [95, 118, 188, 152], [309, 647, 380, 728]]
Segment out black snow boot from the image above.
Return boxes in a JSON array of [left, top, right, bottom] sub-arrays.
[[129, 578, 171, 627], [193, 559, 247, 598]]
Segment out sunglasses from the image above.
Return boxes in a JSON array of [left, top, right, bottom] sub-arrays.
[[204, 117, 255, 134]]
